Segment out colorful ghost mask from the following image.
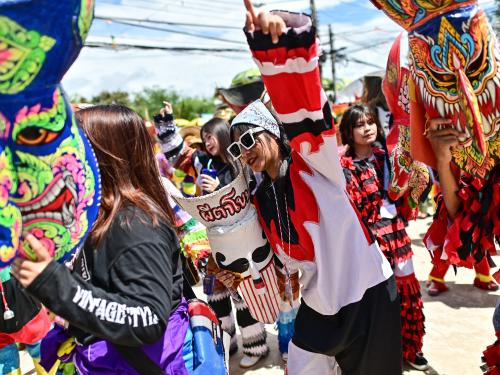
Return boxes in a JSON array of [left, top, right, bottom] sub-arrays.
[[383, 33, 430, 218], [0, 0, 100, 268], [371, 0, 500, 179]]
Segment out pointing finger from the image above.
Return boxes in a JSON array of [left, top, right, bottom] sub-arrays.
[[244, 0, 258, 25]]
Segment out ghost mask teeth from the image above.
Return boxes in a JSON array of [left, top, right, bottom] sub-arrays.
[[17, 172, 77, 228]]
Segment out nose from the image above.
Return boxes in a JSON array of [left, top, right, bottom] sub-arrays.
[[240, 147, 252, 162]]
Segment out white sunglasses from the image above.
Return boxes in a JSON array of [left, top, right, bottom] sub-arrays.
[[227, 127, 265, 159]]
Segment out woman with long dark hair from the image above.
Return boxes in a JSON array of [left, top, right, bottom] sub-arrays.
[[12, 105, 194, 374], [221, 3, 402, 374], [198, 117, 236, 193], [339, 104, 428, 370]]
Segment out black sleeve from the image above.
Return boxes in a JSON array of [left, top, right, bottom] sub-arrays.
[[26, 241, 177, 347]]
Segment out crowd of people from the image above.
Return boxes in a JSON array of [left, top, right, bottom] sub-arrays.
[[1, 1, 499, 375]]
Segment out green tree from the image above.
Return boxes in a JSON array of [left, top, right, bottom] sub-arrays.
[[133, 87, 180, 119], [133, 86, 214, 120], [70, 93, 89, 103], [71, 87, 215, 121], [91, 90, 132, 107]]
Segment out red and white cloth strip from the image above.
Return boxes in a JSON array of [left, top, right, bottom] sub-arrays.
[[238, 260, 280, 324]]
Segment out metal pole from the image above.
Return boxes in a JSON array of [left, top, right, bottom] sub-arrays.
[[329, 24, 336, 102], [310, 0, 323, 80], [310, 0, 318, 28]]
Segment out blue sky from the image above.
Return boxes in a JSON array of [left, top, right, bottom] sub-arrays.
[[62, 0, 496, 100]]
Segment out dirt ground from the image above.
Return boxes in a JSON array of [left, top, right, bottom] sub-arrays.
[[19, 217, 498, 374]]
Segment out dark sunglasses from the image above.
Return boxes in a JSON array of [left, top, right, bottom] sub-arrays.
[[227, 127, 265, 159]]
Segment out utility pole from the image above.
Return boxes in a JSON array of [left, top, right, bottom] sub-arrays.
[[310, 0, 323, 80], [329, 24, 336, 102], [310, 0, 318, 29]]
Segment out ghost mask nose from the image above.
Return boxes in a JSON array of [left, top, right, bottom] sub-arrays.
[[453, 53, 486, 156]]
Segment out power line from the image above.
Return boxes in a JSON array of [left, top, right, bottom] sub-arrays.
[[94, 15, 241, 30], [85, 39, 246, 53], [99, 19, 246, 45], [99, 0, 243, 22]]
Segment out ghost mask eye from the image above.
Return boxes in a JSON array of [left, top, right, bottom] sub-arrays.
[[16, 126, 59, 145]]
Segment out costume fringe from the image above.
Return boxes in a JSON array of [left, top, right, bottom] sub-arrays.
[[482, 331, 500, 374], [371, 217, 413, 265], [425, 166, 499, 268], [396, 273, 425, 362]]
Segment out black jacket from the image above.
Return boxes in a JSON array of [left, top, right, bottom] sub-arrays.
[[27, 206, 183, 347]]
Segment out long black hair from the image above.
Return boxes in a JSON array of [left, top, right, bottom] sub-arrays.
[[201, 117, 233, 163], [339, 104, 385, 158]]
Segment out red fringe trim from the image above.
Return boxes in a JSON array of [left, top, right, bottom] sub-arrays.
[[396, 274, 425, 362], [424, 166, 499, 268], [372, 217, 413, 263], [482, 331, 500, 374], [341, 154, 385, 225]]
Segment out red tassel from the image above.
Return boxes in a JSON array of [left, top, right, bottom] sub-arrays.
[[396, 274, 425, 362]]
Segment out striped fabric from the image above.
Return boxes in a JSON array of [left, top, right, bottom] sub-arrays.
[[238, 261, 280, 324], [247, 11, 392, 316]]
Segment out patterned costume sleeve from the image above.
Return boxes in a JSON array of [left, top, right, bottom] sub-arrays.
[[245, 11, 343, 187], [340, 157, 364, 208]]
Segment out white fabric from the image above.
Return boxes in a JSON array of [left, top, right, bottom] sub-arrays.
[[284, 165, 392, 315], [255, 56, 318, 76], [275, 90, 328, 125], [287, 342, 342, 375], [394, 258, 415, 277], [273, 128, 392, 316], [381, 199, 398, 218], [231, 99, 280, 138]]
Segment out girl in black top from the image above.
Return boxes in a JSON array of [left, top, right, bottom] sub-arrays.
[[12, 105, 192, 374]]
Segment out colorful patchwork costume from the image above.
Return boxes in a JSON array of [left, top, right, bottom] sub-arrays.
[[237, 11, 402, 374], [370, 2, 499, 372], [340, 147, 426, 364], [370, 0, 499, 269], [0, 1, 100, 373]]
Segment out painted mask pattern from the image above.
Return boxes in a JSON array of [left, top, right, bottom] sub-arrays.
[[383, 34, 430, 213], [371, 0, 499, 179], [0, 0, 100, 268]]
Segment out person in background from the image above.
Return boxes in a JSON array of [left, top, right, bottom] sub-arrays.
[[339, 104, 429, 371], [218, 67, 265, 114], [426, 251, 498, 295], [154, 103, 199, 197], [363, 75, 391, 137], [180, 126, 203, 151], [424, 118, 499, 375]]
